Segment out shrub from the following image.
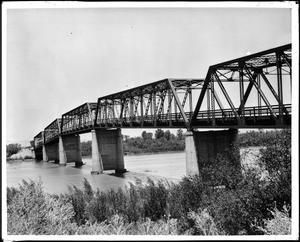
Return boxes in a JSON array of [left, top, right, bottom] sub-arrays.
[[24, 155, 34, 159], [258, 129, 291, 210], [6, 143, 21, 157], [7, 179, 77, 235], [187, 208, 225, 235], [253, 205, 291, 235]]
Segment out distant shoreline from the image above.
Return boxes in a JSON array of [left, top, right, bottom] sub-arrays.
[[81, 150, 185, 159]]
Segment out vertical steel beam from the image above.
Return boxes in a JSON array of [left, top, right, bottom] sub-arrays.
[[167, 89, 172, 126], [104, 101, 108, 127], [211, 77, 216, 125], [239, 62, 245, 125], [189, 89, 193, 120], [257, 75, 262, 116], [152, 89, 156, 125], [112, 100, 116, 127], [130, 96, 134, 127], [140, 94, 144, 126], [276, 52, 283, 124], [207, 87, 211, 122]]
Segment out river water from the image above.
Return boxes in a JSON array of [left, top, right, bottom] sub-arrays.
[[6, 152, 186, 194]]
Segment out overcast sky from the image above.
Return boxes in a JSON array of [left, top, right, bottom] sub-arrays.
[[3, 2, 295, 144]]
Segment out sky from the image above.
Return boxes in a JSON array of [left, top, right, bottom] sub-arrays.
[[2, 2, 297, 145]]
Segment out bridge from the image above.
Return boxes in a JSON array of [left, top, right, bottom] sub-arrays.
[[33, 43, 292, 175]]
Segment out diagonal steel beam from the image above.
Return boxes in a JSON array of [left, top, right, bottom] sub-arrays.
[[167, 79, 189, 128], [260, 72, 289, 115], [214, 72, 240, 120], [191, 67, 212, 125], [244, 66, 277, 119]]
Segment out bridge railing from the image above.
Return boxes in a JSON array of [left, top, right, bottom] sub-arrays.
[[195, 104, 291, 120]]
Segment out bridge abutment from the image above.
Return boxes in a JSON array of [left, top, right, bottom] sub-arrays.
[[58, 135, 83, 166], [91, 128, 126, 174], [185, 129, 240, 177]]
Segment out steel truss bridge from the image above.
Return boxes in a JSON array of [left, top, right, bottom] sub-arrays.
[[34, 44, 292, 149]]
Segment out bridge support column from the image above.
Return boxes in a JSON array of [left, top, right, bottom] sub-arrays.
[[44, 143, 59, 163], [91, 128, 126, 174], [91, 129, 103, 174], [116, 128, 126, 173], [34, 147, 43, 161], [58, 135, 82, 166], [184, 131, 199, 176], [42, 145, 48, 161], [59, 136, 67, 166], [185, 129, 240, 178]]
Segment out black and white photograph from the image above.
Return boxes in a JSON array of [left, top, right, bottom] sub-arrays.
[[1, 1, 299, 240]]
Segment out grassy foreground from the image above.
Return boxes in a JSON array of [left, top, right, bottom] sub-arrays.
[[7, 130, 291, 235]]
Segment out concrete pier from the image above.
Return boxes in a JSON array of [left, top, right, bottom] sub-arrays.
[[91, 129, 103, 174], [58, 134, 82, 166], [91, 128, 126, 174], [42, 145, 48, 162], [185, 129, 239, 176], [34, 147, 43, 161], [184, 131, 199, 177], [44, 143, 59, 162]]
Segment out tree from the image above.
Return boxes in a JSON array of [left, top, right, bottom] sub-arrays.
[[164, 130, 171, 141], [177, 129, 184, 140], [6, 143, 22, 157], [142, 131, 153, 140], [81, 141, 92, 157], [155, 129, 165, 140]]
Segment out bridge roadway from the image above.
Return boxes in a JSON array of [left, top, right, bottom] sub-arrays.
[[33, 43, 292, 176]]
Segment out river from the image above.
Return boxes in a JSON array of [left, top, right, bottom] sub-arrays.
[[6, 152, 186, 194]]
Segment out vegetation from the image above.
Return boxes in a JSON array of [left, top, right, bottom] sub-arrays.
[[81, 140, 92, 157], [80, 129, 185, 156], [7, 129, 291, 235], [236, 129, 288, 147], [6, 143, 22, 157], [123, 129, 185, 154]]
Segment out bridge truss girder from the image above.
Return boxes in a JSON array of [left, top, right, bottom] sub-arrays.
[[60, 102, 98, 135], [191, 44, 292, 128], [95, 79, 204, 130], [44, 118, 61, 144], [33, 131, 44, 149]]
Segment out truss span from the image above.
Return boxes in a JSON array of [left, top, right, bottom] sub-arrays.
[[33, 44, 292, 146]]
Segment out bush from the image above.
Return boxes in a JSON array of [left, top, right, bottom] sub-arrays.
[[81, 141, 92, 157], [6, 143, 21, 157], [7, 179, 77, 235], [24, 155, 34, 159], [187, 208, 225, 235], [253, 205, 291, 235]]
